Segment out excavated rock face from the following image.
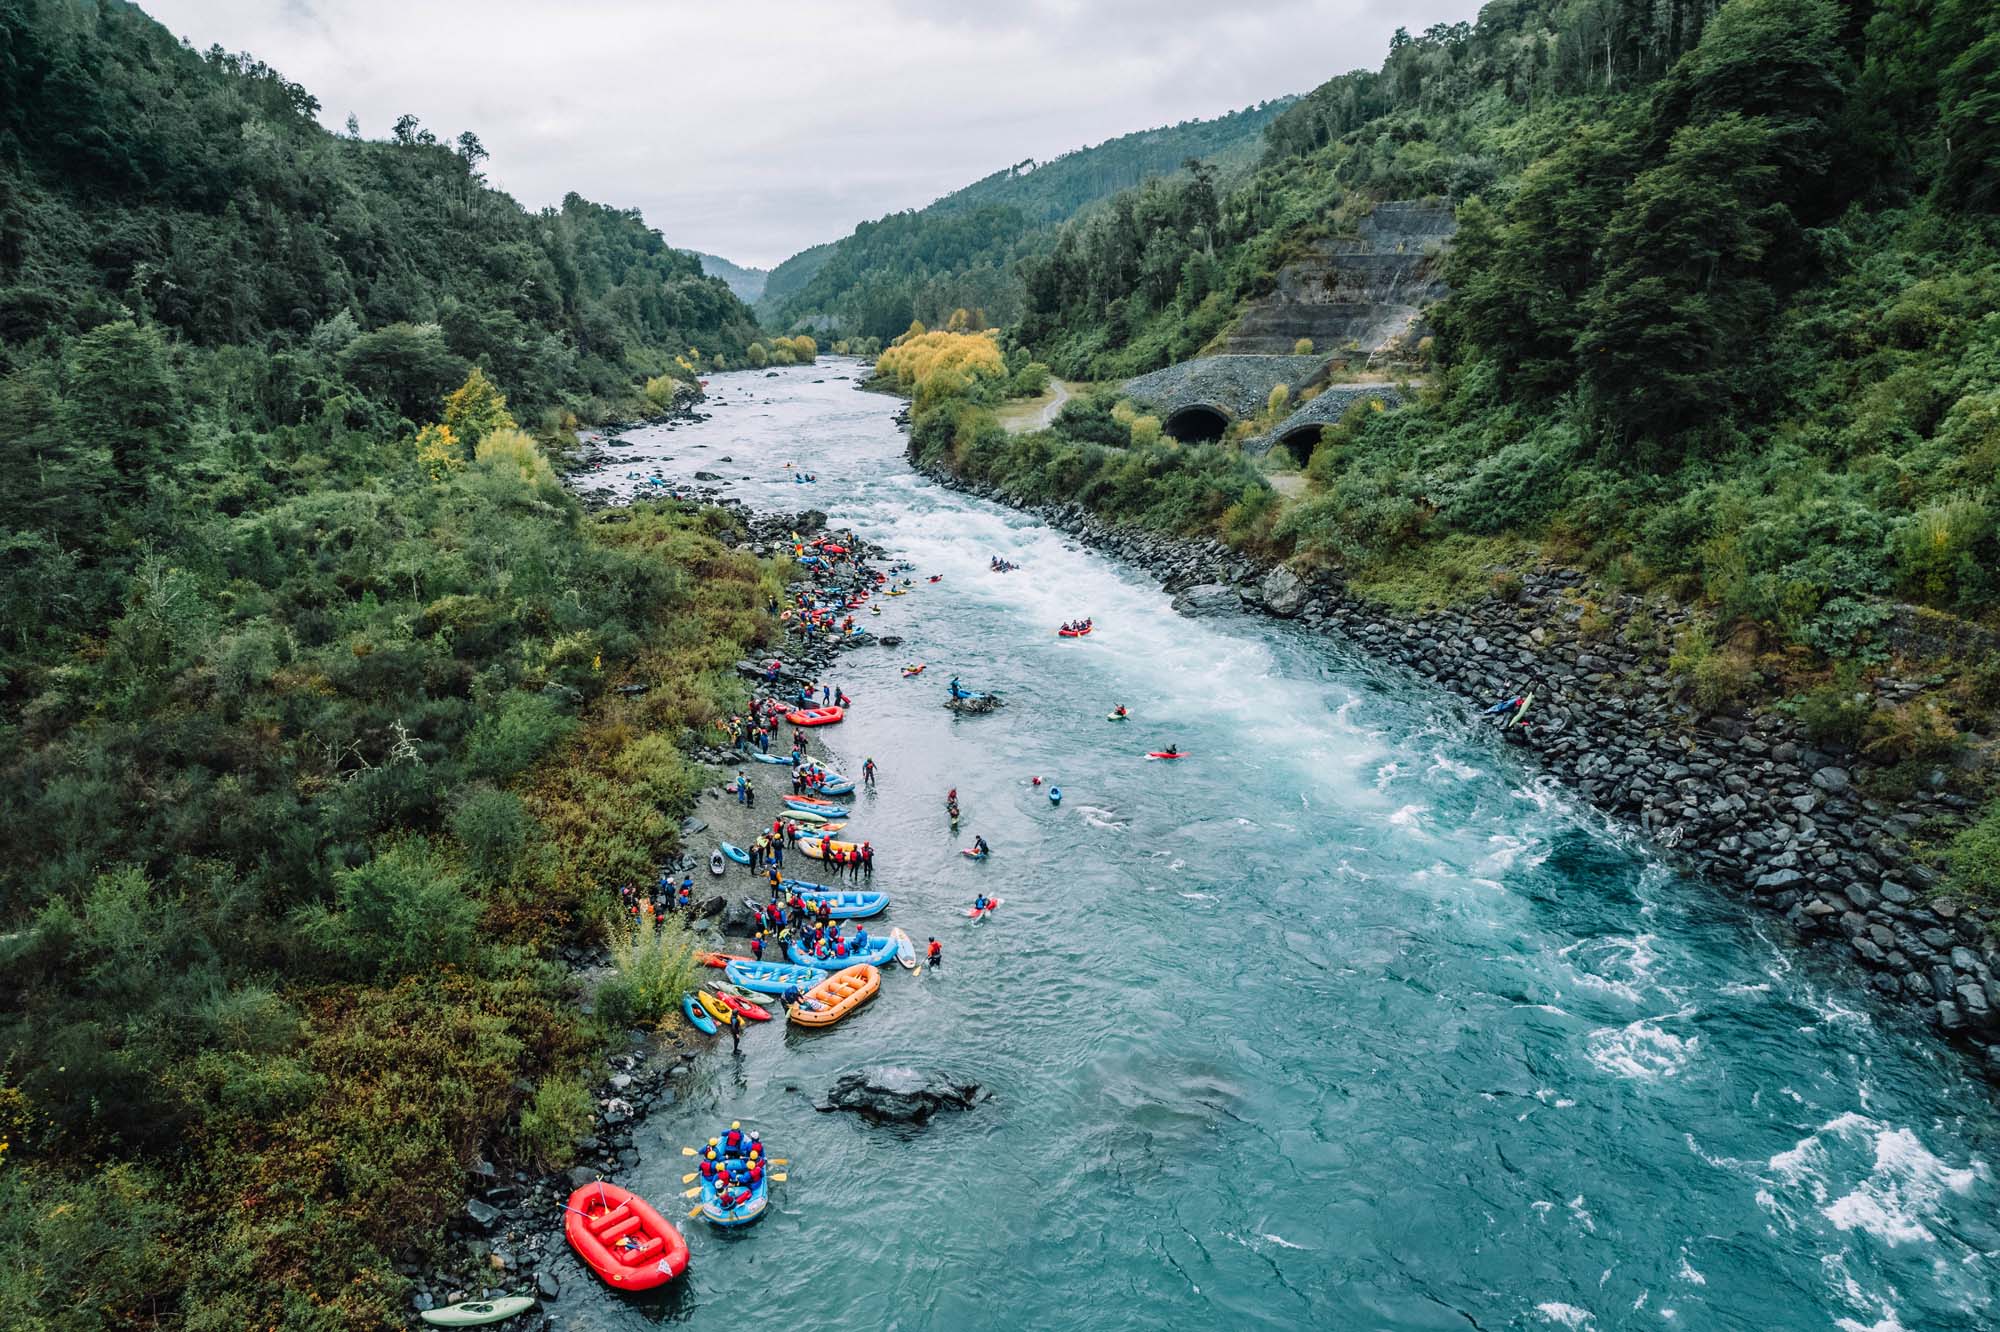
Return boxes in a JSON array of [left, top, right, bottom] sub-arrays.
[[1224, 202, 1456, 357]]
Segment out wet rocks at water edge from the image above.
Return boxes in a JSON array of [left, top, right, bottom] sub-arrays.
[[1169, 583, 1239, 618], [818, 1066, 985, 1124]]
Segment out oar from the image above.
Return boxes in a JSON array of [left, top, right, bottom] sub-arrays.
[[771, 1173, 788, 1183], [683, 1187, 701, 1198], [682, 1172, 698, 1184], [687, 1204, 706, 1219], [681, 1147, 697, 1157]]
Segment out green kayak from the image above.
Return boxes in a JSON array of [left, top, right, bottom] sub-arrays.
[[419, 1297, 537, 1327]]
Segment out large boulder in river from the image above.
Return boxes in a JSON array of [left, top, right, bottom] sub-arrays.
[[943, 693, 1004, 715], [1260, 566, 1308, 618], [1170, 583, 1239, 618], [817, 1067, 983, 1124]]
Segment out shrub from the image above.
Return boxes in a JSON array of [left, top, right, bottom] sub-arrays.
[[1891, 496, 1993, 609], [324, 840, 480, 977], [1668, 624, 1753, 712], [451, 786, 529, 882], [1945, 798, 2000, 903], [1789, 668, 1875, 748], [515, 1073, 594, 1169], [1128, 414, 1162, 447], [597, 912, 701, 1027], [1293, 337, 1314, 355]]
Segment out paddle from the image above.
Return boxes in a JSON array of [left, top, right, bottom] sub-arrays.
[[682, 1172, 698, 1184], [687, 1204, 706, 1219], [682, 1187, 701, 1198], [771, 1173, 787, 1183]]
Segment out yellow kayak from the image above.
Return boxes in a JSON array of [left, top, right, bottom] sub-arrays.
[[697, 990, 735, 1024]]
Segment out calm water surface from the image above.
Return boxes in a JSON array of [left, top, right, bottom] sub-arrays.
[[555, 361, 1999, 1331]]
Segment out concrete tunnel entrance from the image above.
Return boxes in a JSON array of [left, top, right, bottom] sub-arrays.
[[1277, 424, 1325, 468], [1162, 404, 1230, 444]]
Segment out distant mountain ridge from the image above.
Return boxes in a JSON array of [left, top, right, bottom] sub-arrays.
[[690, 250, 768, 303], [758, 97, 1296, 338]]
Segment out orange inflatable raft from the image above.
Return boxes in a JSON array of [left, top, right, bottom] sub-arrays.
[[787, 963, 880, 1028]]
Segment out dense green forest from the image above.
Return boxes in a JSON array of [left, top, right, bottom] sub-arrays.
[[759, 100, 1293, 340], [0, 2, 780, 1327], [908, 0, 2000, 889]]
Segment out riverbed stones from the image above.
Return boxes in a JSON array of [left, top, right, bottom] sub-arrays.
[[1171, 583, 1240, 617], [1261, 565, 1308, 617]]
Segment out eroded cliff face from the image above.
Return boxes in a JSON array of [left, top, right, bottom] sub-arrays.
[[1224, 201, 1456, 358]]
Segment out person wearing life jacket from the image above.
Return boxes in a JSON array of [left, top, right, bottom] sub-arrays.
[[724, 1125, 745, 1156], [853, 927, 870, 953], [973, 835, 990, 857], [698, 1155, 717, 1181], [973, 893, 989, 913], [927, 937, 942, 970], [1113, 704, 1128, 718], [836, 689, 850, 708]]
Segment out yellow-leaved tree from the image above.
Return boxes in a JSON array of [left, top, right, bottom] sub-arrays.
[[442, 368, 516, 444], [874, 330, 1008, 408], [413, 423, 462, 481], [644, 374, 681, 410]]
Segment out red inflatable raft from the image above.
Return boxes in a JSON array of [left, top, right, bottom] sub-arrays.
[[786, 706, 845, 726], [564, 1182, 688, 1291]]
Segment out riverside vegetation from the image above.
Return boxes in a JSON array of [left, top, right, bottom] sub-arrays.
[[893, 0, 2000, 908], [0, 2, 789, 1328]]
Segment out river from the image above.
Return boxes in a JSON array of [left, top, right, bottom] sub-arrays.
[[558, 360, 1999, 1330]]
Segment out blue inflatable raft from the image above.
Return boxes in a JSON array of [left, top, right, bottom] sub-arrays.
[[724, 960, 828, 995], [787, 935, 899, 969]]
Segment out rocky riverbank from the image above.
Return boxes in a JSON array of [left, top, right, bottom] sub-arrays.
[[403, 495, 898, 1327], [912, 456, 2000, 1084]]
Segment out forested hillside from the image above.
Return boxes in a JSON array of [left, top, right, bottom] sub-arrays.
[[691, 250, 769, 303], [760, 100, 1293, 340], [0, 3, 777, 1328]]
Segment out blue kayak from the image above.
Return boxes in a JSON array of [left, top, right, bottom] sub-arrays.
[[725, 960, 828, 995], [784, 798, 849, 817], [1048, 787, 1062, 805], [791, 889, 888, 919], [683, 993, 717, 1034], [719, 843, 751, 865], [787, 935, 899, 969], [699, 1168, 769, 1227], [817, 778, 856, 796], [747, 751, 795, 766]]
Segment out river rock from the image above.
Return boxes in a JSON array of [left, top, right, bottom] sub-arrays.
[[944, 694, 1004, 715], [1171, 583, 1239, 618], [693, 471, 723, 481], [1261, 566, 1308, 617], [818, 1066, 983, 1124]]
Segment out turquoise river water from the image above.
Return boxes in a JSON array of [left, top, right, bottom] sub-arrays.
[[555, 361, 2000, 1330]]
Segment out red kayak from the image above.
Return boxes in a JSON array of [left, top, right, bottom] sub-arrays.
[[966, 896, 1003, 920], [565, 1182, 688, 1291], [786, 706, 844, 726], [715, 991, 771, 1022], [961, 848, 989, 860], [1145, 751, 1187, 760], [701, 952, 750, 969]]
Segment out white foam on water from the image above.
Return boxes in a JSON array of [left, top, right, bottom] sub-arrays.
[[1675, 1254, 1706, 1286], [1375, 762, 1400, 791], [1766, 1113, 1986, 1247], [1561, 934, 1662, 1006], [1569, 1195, 1596, 1233], [1425, 750, 1480, 781], [1719, 980, 1771, 997], [1388, 803, 1429, 834], [1534, 1302, 1594, 1328], [1585, 1006, 1699, 1081], [1259, 1233, 1310, 1250]]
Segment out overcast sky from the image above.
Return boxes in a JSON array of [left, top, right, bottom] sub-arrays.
[[143, 0, 1484, 269]]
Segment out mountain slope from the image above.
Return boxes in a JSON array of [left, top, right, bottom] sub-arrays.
[[691, 250, 769, 303], [761, 98, 1294, 339]]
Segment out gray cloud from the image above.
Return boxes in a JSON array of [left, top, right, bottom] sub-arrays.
[[143, 0, 1483, 268]]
